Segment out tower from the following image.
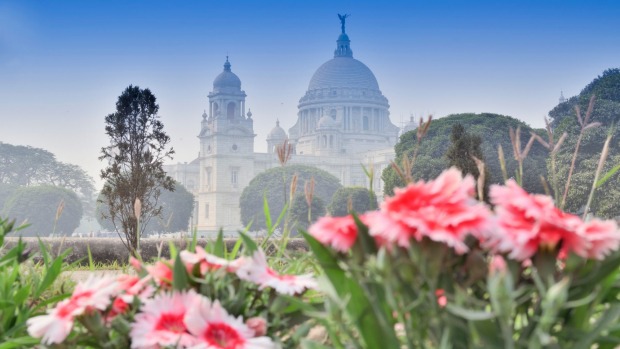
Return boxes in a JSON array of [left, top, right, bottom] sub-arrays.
[[197, 58, 255, 233]]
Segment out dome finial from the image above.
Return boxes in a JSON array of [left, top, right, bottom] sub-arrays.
[[224, 56, 231, 72], [338, 13, 349, 34], [334, 14, 353, 58], [276, 119, 280, 126]]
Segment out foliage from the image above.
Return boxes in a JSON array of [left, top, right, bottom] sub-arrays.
[[96, 181, 195, 234], [0, 142, 96, 216], [0, 217, 74, 347], [547, 69, 620, 217], [24, 231, 321, 348], [99, 85, 175, 255], [2, 185, 83, 236], [240, 164, 342, 230], [289, 194, 325, 232], [305, 167, 620, 348], [0, 183, 18, 209], [445, 123, 489, 199], [382, 113, 547, 196], [327, 186, 377, 217]]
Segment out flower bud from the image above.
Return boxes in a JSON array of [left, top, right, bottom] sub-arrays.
[[246, 317, 267, 336]]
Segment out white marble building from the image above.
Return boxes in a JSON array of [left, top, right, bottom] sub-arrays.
[[165, 20, 400, 234]]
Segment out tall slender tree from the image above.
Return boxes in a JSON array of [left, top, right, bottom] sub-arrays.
[[99, 85, 174, 255], [445, 123, 489, 200]]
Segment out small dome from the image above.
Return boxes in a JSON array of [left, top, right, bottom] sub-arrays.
[[213, 58, 241, 91], [308, 57, 380, 91], [317, 115, 340, 129], [267, 120, 287, 140]]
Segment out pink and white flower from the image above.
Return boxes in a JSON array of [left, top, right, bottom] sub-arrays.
[[490, 180, 620, 261], [146, 260, 174, 286], [130, 290, 202, 348], [185, 298, 275, 349], [27, 275, 119, 344], [236, 250, 317, 295], [180, 246, 236, 275], [367, 168, 491, 253], [309, 215, 359, 252]]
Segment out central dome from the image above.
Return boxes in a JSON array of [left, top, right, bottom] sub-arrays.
[[308, 57, 380, 91]]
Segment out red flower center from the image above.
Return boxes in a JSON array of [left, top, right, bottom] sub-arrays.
[[203, 322, 245, 348], [155, 313, 186, 333]]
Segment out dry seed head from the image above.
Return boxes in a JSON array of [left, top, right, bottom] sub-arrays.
[[472, 156, 485, 201], [552, 132, 568, 154], [289, 174, 299, 203], [134, 198, 142, 219], [55, 200, 65, 221], [276, 139, 293, 166], [304, 177, 315, 207]]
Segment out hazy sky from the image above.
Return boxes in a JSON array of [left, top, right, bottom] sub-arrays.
[[1, 0, 619, 188]]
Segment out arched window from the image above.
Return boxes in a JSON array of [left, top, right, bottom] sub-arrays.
[[330, 109, 337, 120], [213, 103, 219, 117], [227, 102, 236, 120], [322, 135, 327, 148], [363, 116, 369, 131], [329, 135, 334, 148]]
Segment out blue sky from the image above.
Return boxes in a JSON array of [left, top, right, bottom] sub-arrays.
[[1, 0, 619, 187]]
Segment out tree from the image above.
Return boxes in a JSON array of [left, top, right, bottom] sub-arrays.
[[2, 185, 82, 237], [382, 113, 548, 196], [96, 181, 194, 234], [0, 143, 96, 215], [240, 165, 342, 230], [328, 187, 378, 217], [546, 69, 620, 217], [289, 194, 326, 233], [445, 123, 489, 199], [99, 85, 175, 254]]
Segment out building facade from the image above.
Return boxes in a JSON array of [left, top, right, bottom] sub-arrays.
[[165, 20, 400, 234]]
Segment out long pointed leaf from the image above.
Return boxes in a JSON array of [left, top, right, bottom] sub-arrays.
[[302, 231, 400, 349]]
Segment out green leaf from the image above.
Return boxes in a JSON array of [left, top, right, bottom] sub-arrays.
[[0, 336, 41, 349], [87, 244, 94, 272], [301, 340, 332, 349], [596, 163, 620, 188], [172, 254, 189, 290], [263, 194, 273, 232], [168, 241, 178, 259], [229, 237, 243, 260], [35, 256, 63, 298], [302, 231, 400, 349], [239, 232, 258, 254], [573, 305, 620, 349], [213, 230, 225, 258], [445, 304, 496, 321]]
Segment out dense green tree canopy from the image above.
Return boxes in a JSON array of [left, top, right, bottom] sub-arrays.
[[445, 124, 489, 200], [289, 194, 326, 233], [0, 143, 95, 215], [240, 165, 342, 230], [96, 181, 194, 234], [2, 185, 83, 237], [383, 113, 547, 196], [328, 187, 378, 217], [547, 68, 620, 217]]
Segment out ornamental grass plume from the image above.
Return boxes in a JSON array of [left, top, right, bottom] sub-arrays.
[[508, 126, 536, 185], [561, 95, 600, 209], [390, 115, 432, 184]]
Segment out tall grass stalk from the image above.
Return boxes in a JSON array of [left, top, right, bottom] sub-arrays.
[[583, 130, 613, 219], [391, 115, 432, 184], [561, 95, 600, 209], [531, 118, 567, 202]]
